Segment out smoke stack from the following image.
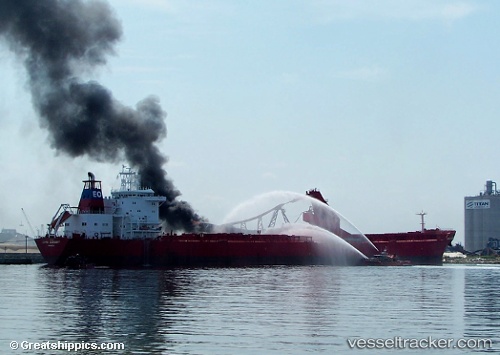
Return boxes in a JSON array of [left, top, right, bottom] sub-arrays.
[[0, 0, 202, 231]]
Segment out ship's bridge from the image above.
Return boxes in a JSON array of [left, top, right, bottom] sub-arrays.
[[109, 167, 166, 239], [112, 188, 163, 199]]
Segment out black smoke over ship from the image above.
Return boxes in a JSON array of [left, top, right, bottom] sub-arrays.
[[0, 0, 202, 231]]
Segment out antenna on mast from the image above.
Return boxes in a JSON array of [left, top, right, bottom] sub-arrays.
[[416, 211, 427, 232]]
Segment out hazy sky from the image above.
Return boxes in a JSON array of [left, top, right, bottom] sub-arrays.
[[1, 0, 499, 245]]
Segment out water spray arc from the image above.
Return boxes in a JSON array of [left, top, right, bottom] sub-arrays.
[[220, 190, 379, 259]]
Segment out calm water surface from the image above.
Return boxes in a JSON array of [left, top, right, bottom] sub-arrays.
[[0, 264, 498, 354]]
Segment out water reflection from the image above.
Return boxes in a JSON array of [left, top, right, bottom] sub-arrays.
[[37, 268, 175, 354], [1, 264, 499, 354], [464, 266, 500, 348]]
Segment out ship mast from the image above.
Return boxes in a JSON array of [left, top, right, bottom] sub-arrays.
[[416, 211, 427, 232], [119, 165, 138, 191]]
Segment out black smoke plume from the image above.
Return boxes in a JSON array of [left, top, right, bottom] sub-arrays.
[[0, 0, 202, 231]]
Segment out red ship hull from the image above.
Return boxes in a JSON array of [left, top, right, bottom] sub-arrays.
[[304, 189, 456, 265], [35, 233, 366, 267], [366, 229, 455, 265], [35, 170, 455, 267]]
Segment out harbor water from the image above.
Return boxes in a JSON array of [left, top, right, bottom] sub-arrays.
[[0, 264, 498, 354]]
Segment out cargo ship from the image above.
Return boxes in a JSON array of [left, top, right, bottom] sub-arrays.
[[35, 169, 368, 267], [35, 169, 452, 267], [304, 189, 455, 265]]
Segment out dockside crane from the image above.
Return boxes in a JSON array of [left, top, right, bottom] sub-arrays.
[[21, 208, 36, 238]]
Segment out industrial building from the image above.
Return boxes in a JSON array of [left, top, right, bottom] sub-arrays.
[[464, 180, 500, 252]]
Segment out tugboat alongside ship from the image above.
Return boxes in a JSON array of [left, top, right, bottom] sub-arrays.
[[35, 168, 455, 267], [366, 229, 454, 265], [305, 190, 455, 265]]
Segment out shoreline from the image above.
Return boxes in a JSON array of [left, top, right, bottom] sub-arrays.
[[0, 252, 44, 264], [443, 256, 500, 265]]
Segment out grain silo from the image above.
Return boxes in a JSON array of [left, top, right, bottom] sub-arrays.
[[464, 180, 500, 252]]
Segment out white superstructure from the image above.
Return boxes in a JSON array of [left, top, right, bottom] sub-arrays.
[[49, 167, 166, 239]]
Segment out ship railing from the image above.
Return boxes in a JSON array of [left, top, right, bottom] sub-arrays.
[[57, 231, 114, 239], [77, 209, 108, 215], [127, 222, 162, 231], [131, 229, 161, 237]]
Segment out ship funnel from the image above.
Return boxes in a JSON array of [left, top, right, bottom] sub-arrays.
[[79, 172, 104, 214]]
